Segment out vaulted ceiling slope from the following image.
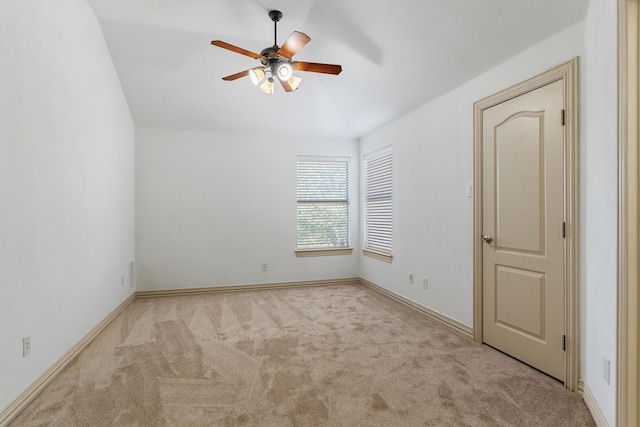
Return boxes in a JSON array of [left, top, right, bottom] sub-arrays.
[[86, 0, 589, 139]]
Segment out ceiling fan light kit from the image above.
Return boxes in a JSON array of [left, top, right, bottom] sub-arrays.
[[211, 10, 342, 94]]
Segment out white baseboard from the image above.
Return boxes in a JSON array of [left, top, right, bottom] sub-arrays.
[[359, 278, 474, 338], [579, 379, 610, 427], [0, 294, 135, 426], [135, 277, 361, 298]]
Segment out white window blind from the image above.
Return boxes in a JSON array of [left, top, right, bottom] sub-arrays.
[[297, 156, 350, 249], [365, 147, 392, 253]]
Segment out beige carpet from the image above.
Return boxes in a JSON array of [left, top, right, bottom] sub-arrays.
[[10, 284, 595, 426]]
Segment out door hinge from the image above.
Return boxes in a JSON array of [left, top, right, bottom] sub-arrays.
[[561, 109, 566, 126], [562, 334, 566, 351], [562, 222, 566, 238]]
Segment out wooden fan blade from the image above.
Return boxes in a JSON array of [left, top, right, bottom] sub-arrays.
[[211, 40, 262, 60], [295, 62, 342, 75], [277, 31, 311, 59], [222, 69, 251, 81], [278, 77, 294, 92]]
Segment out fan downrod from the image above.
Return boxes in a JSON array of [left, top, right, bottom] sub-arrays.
[[268, 10, 283, 47]]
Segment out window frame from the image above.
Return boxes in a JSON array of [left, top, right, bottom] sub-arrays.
[[295, 155, 353, 257]]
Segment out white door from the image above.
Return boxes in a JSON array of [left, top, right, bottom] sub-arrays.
[[482, 80, 565, 380]]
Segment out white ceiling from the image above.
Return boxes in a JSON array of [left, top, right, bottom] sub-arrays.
[[86, 0, 589, 139]]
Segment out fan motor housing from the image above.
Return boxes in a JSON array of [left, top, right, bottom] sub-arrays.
[[259, 46, 285, 66]]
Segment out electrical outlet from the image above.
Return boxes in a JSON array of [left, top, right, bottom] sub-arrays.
[[466, 183, 473, 198], [261, 262, 269, 272], [422, 277, 428, 290], [409, 273, 414, 284], [603, 357, 610, 385], [120, 275, 125, 287], [23, 336, 31, 357]]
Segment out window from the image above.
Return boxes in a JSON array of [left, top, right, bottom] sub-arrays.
[[296, 156, 352, 256], [364, 146, 393, 262]]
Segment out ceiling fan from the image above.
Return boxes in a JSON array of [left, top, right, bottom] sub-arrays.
[[211, 10, 342, 94]]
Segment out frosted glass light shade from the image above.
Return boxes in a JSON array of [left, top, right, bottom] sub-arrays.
[[287, 74, 302, 91], [260, 77, 275, 95], [248, 68, 265, 85], [277, 63, 293, 80]]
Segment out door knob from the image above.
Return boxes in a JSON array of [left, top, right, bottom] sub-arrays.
[[481, 235, 494, 244]]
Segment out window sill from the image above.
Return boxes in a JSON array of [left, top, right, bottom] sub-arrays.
[[363, 248, 393, 263], [295, 248, 353, 257]]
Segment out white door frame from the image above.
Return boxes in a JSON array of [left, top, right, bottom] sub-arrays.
[[617, 0, 639, 425], [472, 58, 580, 391]]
